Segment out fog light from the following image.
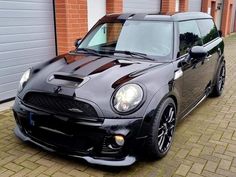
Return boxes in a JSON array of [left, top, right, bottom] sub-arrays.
[[114, 135, 125, 146]]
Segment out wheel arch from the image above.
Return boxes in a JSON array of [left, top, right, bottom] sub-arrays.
[[138, 84, 180, 138]]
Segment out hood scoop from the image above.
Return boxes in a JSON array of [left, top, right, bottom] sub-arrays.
[[47, 72, 89, 88]]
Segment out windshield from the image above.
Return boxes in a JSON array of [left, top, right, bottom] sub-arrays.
[[78, 20, 173, 60]]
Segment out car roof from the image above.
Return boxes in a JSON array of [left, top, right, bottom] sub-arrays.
[[103, 12, 212, 22]]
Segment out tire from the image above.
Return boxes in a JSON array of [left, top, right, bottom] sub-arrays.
[[210, 62, 226, 97], [146, 97, 177, 159]]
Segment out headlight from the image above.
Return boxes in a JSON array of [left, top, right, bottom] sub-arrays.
[[112, 84, 144, 113], [18, 69, 31, 92]]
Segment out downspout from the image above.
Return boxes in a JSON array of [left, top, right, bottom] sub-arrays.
[[220, 0, 225, 32], [160, 0, 162, 14]]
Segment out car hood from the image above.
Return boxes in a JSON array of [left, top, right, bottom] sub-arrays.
[[21, 53, 173, 117]]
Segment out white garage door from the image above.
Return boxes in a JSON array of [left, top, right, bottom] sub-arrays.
[[0, 0, 56, 102], [123, 0, 161, 13], [188, 0, 202, 12]]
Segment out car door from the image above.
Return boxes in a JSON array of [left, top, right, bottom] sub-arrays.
[[178, 20, 207, 112], [197, 19, 221, 85]]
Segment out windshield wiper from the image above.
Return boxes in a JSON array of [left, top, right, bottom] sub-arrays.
[[75, 48, 102, 56], [108, 50, 155, 61]]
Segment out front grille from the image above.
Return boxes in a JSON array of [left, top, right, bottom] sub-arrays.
[[23, 92, 98, 118], [18, 113, 105, 154]]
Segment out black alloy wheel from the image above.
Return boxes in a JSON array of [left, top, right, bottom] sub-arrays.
[[146, 98, 177, 159], [210, 62, 226, 97], [157, 104, 176, 153], [218, 65, 226, 92]]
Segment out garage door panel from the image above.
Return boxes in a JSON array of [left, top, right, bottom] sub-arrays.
[[0, 0, 56, 101], [0, 26, 54, 35], [1, 54, 52, 70], [0, 62, 42, 78], [0, 64, 34, 78], [0, 39, 55, 52], [0, 18, 53, 26], [0, 1, 52, 10], [123, 0, 161, 13], [0, 10, 53, 18], [0, 73, 22, 85], [0, 46, 55, 61], [0, 89, 17, 101], [0, 82, 18, 93], [0, 32, 55, 43], [0, 0, 51, 3]]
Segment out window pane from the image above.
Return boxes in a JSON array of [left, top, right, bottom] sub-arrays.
[[79, 21, 173, 59], [179, 20, 202, 56], [197, 19, 219, 44], [80, 23, 123, 50], [116, 21, 173, 57]]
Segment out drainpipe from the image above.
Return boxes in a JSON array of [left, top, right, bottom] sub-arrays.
[[220, 0, 225, 32], [160, 0, 162, 14]]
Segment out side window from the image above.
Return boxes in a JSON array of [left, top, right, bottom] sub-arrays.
[[197, 19, 219, 44], [179, 20, 202, 56]]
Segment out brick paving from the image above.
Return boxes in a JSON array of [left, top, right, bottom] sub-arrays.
[[1, 34, 236, 177]]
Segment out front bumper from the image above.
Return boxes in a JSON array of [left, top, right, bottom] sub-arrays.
[[14, 126, 136, 166], [13, 97, 145, 167]]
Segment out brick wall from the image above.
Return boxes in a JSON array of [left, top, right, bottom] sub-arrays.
[[202, 0, 234, 36], [55, 0, 88, 54], [107, 23, 123, 42], [221, 0, 233, 36], [55, 0, 123, 54], [161, 0, 176, 14], [180, 0, 189, 12], [202, 0, 210, 13], [54, 0, 235, 54], [106, 0, 123, 14]]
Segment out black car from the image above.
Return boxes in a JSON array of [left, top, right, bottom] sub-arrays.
[[13, 12, 225, 167]]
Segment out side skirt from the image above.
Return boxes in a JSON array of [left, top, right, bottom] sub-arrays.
[[179, 95, 207, 121]]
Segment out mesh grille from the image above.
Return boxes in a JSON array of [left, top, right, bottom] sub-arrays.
[[23, 92, 98, 118]]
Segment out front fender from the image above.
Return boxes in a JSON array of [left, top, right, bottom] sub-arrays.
[[138, 82, 181, 138]]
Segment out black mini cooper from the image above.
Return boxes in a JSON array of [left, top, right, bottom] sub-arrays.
[[13, 12, 225, 166]]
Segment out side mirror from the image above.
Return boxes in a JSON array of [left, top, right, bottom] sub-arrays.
[[218, 30, 222, 37], [189, 46, 208, 59], [74, 38, 82, 48]]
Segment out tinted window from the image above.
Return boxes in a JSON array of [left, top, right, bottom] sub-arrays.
[[179, 20, 202, 56], [197, 19, 219, 44]]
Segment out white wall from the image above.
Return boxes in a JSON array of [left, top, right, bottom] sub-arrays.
[[87, 0, 106, 30], [188, 0, 202, 12]]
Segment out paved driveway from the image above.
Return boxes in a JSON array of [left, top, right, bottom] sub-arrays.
[[1, 35, 236, 177]]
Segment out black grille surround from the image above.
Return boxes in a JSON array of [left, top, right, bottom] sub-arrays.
[[23, 92, 98, 119]]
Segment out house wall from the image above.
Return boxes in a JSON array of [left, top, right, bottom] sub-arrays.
[[54, 0, 235, 54]]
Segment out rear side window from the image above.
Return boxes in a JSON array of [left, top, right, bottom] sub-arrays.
[[197, 19, 219, 44], [178, 20, 202, 56]]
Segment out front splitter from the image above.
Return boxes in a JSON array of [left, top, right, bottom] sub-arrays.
[[14, 126, 136, 167]]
